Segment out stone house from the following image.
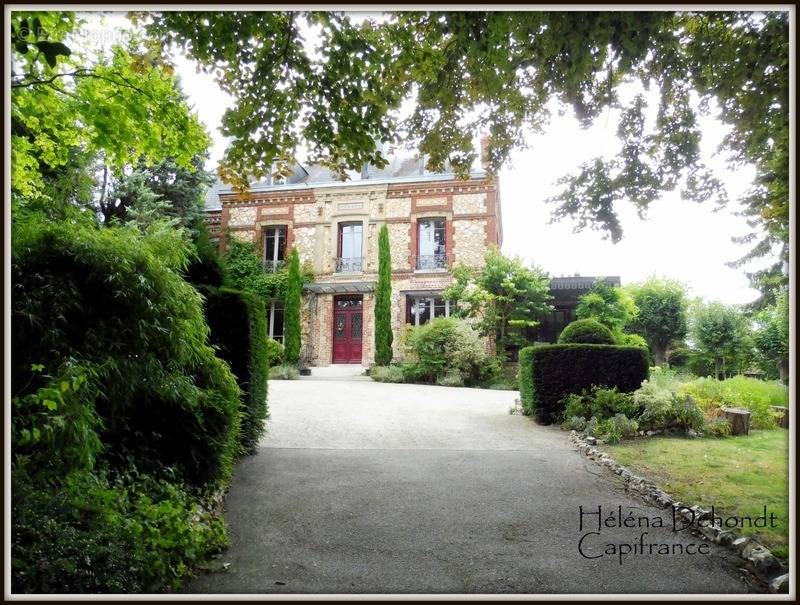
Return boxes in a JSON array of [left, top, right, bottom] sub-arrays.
[[205, 150, 502, 367]]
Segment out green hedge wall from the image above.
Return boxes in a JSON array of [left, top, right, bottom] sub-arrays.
[[518, 346, 536, 412], [11, 218, 241, 487], [518, 344, 649, 423], [202, 286, 269, 454]]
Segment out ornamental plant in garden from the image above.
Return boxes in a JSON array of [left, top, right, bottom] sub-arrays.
[[283, 248, 302, 365], [374, 225, 393, 366]]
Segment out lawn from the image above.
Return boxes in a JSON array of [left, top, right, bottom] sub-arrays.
[[605, 430, 789, 559]]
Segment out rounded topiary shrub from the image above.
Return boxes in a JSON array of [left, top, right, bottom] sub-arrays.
[[558, 319, 615, 345]]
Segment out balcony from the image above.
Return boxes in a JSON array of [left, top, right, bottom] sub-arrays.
[[416, 253, 447, 271], [335, 257, 364, 273], [263, 259, 285, 272]]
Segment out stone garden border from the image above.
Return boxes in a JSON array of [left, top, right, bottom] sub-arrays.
[[569, 430, 789, 594]]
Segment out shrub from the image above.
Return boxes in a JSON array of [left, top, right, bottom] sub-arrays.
[[589, 387, 639, 419], [633, 381, 704, 432], [436, 369, 465, 387], [12, 471, 228, 593], [401, 362, 426, 383], [560, 387, 638, 423], [11, 218, 241, 487], [616, 333, 653, 365], [265, 338, 284, 368], [370, 365, 407, 383], [672, 395, 705, 432], [518, 344, 649, 422], [562, 393, 591, 420], [558, 319, 615, 345], [584, 416, 599, 437], [617, 333, 648, 349], [269, 364, 299, 380], [704, 417, 733, 438], [202, 286, 269, 454], [595, 414, 639, 444], [405, 317, 490, 386], [678, 376, 786, 429], [562, 415, 588, 432], [634, 381, 676, 430], [485, 373, 520, 390]]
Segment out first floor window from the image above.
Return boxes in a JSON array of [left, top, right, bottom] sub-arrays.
[[337, 222, 363, 272], [263, 225, 287, 271], [268, 299, 285, 343], [417, 218, 446, 269], [406, 295, 456, 326]]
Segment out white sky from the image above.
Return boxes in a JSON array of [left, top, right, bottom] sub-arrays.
[[81, 11, 777, 306]]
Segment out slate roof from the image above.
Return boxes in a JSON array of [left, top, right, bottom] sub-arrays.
[[203, 153, 483, 211]]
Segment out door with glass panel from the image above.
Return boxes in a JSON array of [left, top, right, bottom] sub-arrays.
[[332, 296, 363, 363]]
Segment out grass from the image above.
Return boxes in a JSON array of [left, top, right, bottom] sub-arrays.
[[605, 430, 789, 559], [678, 376, 788, 429]]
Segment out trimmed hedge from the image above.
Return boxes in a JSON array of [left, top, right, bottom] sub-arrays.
[[203, 286, 269, 454], [558, 319, 615, 344], [184, 219, 227, 288], [11, 218, 241, 486], [518, 344, 649, 423], [518, 346, 536, 413]]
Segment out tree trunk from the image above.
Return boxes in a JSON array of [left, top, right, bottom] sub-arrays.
[[653, 345, 666, 366], [778, 358, 788, 383], [770, 406, 789, 429], [721, 407, 751, 435]]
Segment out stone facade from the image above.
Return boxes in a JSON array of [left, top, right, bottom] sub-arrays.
[[453, 219, 488, 268], [215, 175, 502, 366], [452, 192, 487, 215]]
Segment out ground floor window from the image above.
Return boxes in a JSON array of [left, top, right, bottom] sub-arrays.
[[268, 299, 285, 343], [405, 294, 457, 326]]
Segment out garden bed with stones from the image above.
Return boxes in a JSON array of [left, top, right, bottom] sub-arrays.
[[569, 430, 789, 594]]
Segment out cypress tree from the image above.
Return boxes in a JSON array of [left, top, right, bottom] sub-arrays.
[[283, 248, 302, 364], [374, 224, 393, 365]]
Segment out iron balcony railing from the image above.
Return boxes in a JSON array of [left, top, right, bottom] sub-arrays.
[[263, 259, 286, 272], [335, 256, 364, 273], [416, 252, 447, 270]]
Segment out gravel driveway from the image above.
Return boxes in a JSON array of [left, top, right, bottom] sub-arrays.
[[186, 379, 750, 595]]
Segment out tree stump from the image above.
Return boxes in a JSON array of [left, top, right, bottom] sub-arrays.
[[770, 406, 789, 429], [721, 407, 751, 435]]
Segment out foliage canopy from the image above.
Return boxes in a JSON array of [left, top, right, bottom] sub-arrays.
[[445, 248, 552, 355], [141, 10, 788, 298]]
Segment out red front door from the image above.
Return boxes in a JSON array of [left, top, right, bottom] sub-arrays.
[[332, 296, 363, 364]]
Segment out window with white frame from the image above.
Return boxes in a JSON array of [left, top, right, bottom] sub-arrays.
[[405, 295, 457, 326], [263, 226, 287, 271], [267, 299, 285, 343], [417, 218, 446, 270]]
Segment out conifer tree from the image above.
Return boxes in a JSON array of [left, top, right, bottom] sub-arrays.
[[374, 225, 393, 365], [283, 248, 302, 364]]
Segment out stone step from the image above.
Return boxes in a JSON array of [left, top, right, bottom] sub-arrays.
[[303, 364, 370, 381]]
